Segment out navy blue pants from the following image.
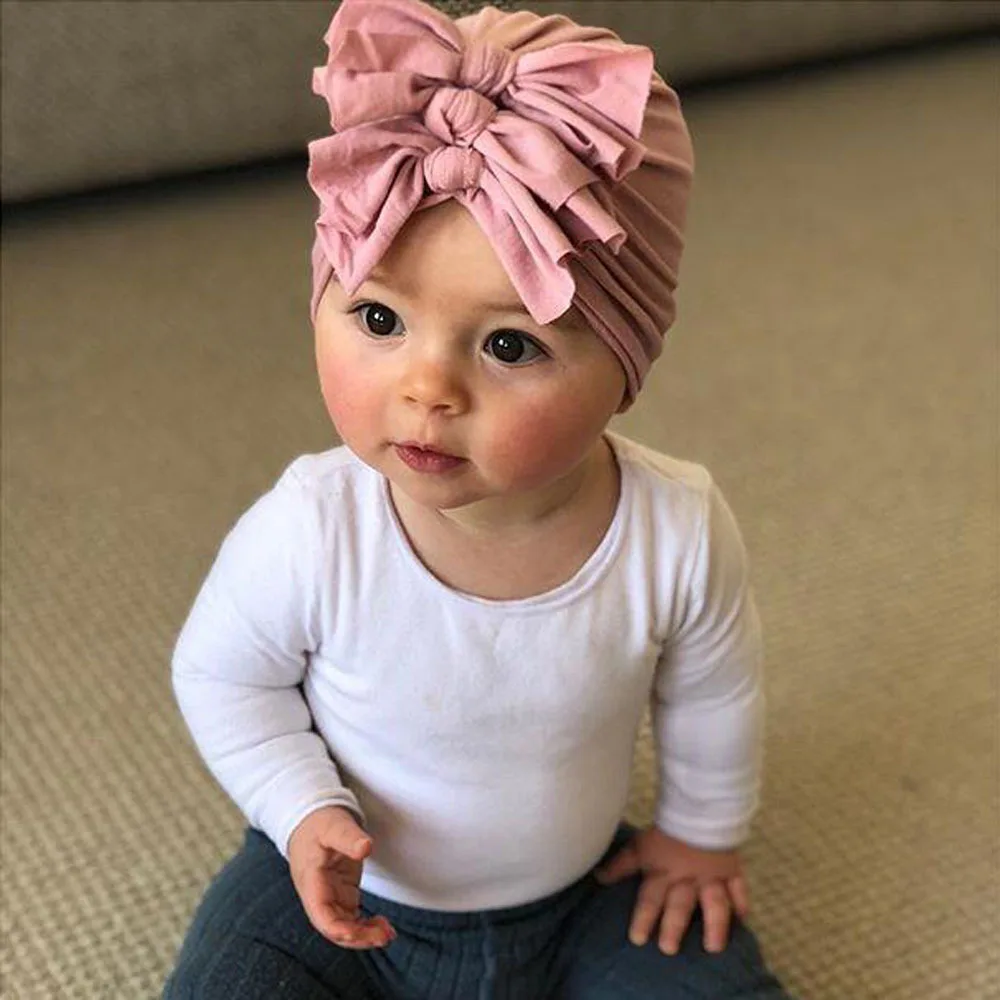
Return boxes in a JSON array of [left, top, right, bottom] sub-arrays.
[[164, 826, 793, 999]]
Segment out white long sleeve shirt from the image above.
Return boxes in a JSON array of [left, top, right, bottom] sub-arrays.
[[173, 433, 764, 911]]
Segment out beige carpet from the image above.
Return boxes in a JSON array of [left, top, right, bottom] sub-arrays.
[[2, 39, 997, 1000]]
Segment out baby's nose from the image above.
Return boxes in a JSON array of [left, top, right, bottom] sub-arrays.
[[399, 354, 469, 414]]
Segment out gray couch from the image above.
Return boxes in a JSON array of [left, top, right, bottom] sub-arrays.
[[3, 3, 997, 998], [3, 1, 995, 202]]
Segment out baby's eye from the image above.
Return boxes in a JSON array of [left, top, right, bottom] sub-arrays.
[[484, 330, 545, 366], [355, 302, 403, 338]]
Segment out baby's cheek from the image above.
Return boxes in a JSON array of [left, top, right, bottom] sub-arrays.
[[317, 359, 378, 444], [485, 399, 605, 489]]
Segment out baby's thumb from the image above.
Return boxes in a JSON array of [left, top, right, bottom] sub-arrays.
[[318, 809, 373, 862], [594, 841, 641, 885]]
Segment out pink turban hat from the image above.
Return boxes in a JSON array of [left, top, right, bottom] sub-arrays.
[[308, 0, 694, 405]]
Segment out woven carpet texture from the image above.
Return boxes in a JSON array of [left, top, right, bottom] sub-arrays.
[[2, 38, 997, 1000]]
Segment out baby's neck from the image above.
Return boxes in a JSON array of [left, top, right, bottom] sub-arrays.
[[389, 438, 620, 601]]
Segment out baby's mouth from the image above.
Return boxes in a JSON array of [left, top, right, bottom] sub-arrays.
[[393, 442, 466, 474]]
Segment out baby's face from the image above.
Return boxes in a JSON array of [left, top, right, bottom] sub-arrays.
[[314, 201, 625, 520]]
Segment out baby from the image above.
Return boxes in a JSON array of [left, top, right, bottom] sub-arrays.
[[165, 1, 794, 997]]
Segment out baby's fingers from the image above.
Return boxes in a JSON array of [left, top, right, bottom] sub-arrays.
[[659, 880, 697, 956], [627, 873, 669, 947], [298, 871, 394, 950], [699, 882, 732, 954], [306, 889, 395, 950], [322, 913, 396, 950]]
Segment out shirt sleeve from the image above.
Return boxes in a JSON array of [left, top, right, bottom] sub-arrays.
[[172, 466, 363, 856], [652, 481, 765, 850]]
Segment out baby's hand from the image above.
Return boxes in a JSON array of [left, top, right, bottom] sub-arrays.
[[595, 826, 749, 956], [287, 806, 396, 950]]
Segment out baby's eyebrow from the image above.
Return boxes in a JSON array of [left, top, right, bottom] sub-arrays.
[[365, 270, 533, 318], [479, 298, 532, 316]]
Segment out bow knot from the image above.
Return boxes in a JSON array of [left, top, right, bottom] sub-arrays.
[[458, 41, 516, 97], [310, 0, 657, 328], [424, 87, 497, 146], [424, 146, 485, 193]]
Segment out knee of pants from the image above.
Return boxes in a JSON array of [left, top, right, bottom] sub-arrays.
[[164, 935, 365, 1000]]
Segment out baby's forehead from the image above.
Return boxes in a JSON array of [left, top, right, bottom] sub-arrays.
[[372, 203, 526, 304], [383, 201, 493, 261]]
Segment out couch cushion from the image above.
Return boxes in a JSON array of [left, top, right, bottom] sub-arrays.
[[2, 0, 996, 202]]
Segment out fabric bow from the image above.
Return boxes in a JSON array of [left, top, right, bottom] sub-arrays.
[[307, 0, 655, 325]]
